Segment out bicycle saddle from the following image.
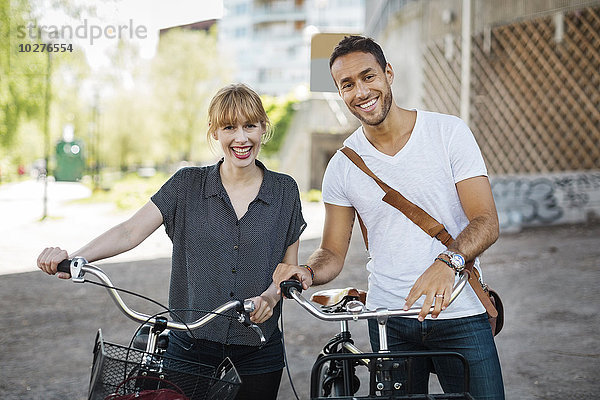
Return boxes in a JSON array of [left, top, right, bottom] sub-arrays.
[[310, 287, 367, 306]]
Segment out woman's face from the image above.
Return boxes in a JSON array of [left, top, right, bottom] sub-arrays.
[[213, 119, 264, 169]]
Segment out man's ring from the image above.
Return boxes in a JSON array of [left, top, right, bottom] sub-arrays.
[[435, 294, 444, 298]]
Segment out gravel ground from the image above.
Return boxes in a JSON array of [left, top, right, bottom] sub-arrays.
[[1, 222, 599, 399]]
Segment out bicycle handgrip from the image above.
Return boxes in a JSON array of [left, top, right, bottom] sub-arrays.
[[280, 279, 303, 298], [57, 259, 71, 274]]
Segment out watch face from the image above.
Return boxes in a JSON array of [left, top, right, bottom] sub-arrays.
[[451, 254, 465, 267]]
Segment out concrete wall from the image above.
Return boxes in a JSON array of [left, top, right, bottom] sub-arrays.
[[492, 171, 600, 231], [277, 94, 359, 191], [377, 1, 426, 109], [371, 0, 600, 228]]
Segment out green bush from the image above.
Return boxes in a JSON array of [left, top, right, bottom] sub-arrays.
[[303, 189, 322, 203], [261, 96, 297, 156], [75, 172, 169, 210]]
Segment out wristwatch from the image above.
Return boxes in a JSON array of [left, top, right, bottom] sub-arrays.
[[440, 250, 466, 272]]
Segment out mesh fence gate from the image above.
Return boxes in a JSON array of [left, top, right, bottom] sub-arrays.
[[423, 6, 600, 175]]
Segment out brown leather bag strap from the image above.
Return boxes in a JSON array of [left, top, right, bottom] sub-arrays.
[[340, 146, 497, 317], [468, 265, 499, 317], [340, 147, 453, 246], [340, 147, 392, 192]]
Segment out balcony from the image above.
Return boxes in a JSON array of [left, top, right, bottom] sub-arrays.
[[253, 5, 305, 23]]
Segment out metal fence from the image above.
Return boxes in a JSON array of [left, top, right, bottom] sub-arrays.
[[423, 6, 600, 174]]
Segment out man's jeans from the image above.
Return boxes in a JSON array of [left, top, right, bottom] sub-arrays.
[[368, 313, 505, 400]]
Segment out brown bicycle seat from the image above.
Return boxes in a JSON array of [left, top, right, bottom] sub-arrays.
[[310, 287, 367, 306]]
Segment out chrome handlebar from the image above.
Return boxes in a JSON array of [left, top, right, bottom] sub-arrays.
[[281, 271, 469, 322], [61, 257, 266, 343]]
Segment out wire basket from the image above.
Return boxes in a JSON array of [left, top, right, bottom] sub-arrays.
[[88, 330, 241, 400]]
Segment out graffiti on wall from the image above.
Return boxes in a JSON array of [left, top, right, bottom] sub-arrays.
[[491, 171, 600, 230]]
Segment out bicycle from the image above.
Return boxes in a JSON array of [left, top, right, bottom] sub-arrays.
[[280, 271, 475, 400], [57, 257, 266, 400]]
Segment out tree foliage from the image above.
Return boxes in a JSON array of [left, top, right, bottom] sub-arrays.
[[0, 0, 45, 151], [261, 95, 298, 156], [0, 0, 94, 179], [150, 27, 230, 163]]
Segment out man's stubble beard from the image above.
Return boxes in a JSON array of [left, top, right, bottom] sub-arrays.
[[349, 85, 393, 127]]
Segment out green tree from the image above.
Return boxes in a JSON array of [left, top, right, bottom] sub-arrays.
[[92, 38, 158, 171], [261, 95, 298, 156], [0, 0, 45, 152], [101, 88, 157, 170], [151, 27, 230, 163], [0, 0, 96, 179]]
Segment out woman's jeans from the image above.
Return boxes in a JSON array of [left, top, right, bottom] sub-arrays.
[[368, 313, 505, 400]]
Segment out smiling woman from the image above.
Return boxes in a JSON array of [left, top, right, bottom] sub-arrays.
[[36, 82, 306, 400], [207, 84, 273, 144]]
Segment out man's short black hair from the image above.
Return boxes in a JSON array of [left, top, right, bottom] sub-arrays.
[[329, 35, 388, 72]]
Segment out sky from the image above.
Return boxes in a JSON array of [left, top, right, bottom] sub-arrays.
[[30, 0, 224, 66]]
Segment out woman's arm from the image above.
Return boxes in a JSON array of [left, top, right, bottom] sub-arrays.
[[249, 239, 300, 323], [37, 201, 164, 278]]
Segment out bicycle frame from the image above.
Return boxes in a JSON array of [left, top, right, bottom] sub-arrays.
[[280, 271, 472, 399], [311, 352, 471, 399]]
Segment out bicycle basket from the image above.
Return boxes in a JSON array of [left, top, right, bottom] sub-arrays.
[[88, 330, 241, 400]]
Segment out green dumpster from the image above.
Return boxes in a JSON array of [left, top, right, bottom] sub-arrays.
[[54, 139, 85, 181]]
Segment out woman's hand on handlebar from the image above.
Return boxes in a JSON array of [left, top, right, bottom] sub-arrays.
[[246, 295, 274, 324], [37, 247, 71, 279], [273, 262, 313, 296]]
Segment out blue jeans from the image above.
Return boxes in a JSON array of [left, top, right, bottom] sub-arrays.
[[165, 331, 284, 400], [368, 313, 504, 400], [166, 330, 285, 375]]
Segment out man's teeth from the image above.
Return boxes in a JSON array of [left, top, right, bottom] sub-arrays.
[[233, 147, 251, 155], [359, 98, 377, 109]]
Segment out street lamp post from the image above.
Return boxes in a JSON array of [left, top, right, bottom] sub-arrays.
[[92, 91, 100, 192], [42, 38, 53, 220]]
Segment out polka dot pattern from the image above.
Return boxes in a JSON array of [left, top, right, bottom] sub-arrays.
[[151, 159, 306, 346]]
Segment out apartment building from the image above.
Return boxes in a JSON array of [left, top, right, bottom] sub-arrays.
[[218, 0, 365, 96]]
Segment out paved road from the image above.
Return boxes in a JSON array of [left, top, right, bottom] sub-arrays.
[[0, 180, 324, 275], [0, 180, 598, 399]]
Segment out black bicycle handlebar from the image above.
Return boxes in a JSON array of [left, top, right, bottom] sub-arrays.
[[57, 258, 72, 273], [280, 279, 303, 298]]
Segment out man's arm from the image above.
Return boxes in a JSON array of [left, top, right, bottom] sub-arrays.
[[274, 203, 355, 293], [403, 176, 499, 320], [448, 176, 499, 258]]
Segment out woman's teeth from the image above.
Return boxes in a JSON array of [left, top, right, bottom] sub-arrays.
[[233, 147, 251, 156]]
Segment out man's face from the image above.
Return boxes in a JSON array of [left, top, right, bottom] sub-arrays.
[[330, 51, 393, 126]]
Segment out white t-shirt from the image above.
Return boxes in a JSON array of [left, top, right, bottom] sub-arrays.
[[322, 110, 488, 319]]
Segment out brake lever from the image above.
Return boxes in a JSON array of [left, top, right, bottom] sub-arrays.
[[238, 299, 266, 344]]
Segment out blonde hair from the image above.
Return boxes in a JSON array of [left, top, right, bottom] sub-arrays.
[[207, 83, 272, 145]]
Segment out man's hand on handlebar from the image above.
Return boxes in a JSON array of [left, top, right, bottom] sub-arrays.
[[273, 262, 313, 296], [403, 260, 455, 321], [37, 247, 71, 279]]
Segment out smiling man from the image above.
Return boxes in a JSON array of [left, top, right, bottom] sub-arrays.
[[274, 36, 504, 399]]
